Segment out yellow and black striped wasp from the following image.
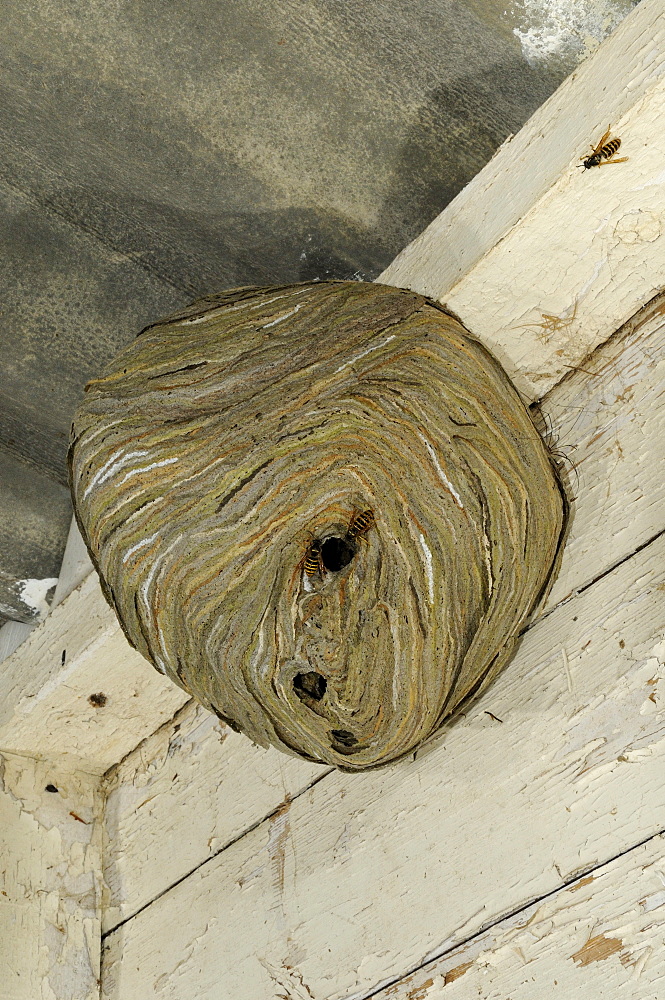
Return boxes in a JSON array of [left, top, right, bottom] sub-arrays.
[[580, 126, 628, 170], [303, 538, 325, 579], [346, 508, 375, 543]]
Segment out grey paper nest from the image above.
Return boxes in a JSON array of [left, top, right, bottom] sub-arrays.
[[70, 281, 566, 770]]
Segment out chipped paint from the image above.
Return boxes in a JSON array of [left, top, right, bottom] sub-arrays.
[[505, 1, 636, 68], [99, 530, 665, 998], [259, 960, 316, 1000], [571, 932, 624, 966], [153, 918, 219, 993], [17, 577, 58, 618], [1, 753, 102, 999], [267, 797, 292, 896], [569, 874, 596, 891], [406, 976, 434, 999], [443, 962, 472, 984], [639, 889, 665, 913]]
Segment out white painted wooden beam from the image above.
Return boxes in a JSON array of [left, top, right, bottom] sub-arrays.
[[102, 703, 327, 930], [1, 752, 102, 1000], [374, 833, 665, 999], [0, 571, 187, 774], [0, 619, 34, 663], [539, 291, 665, 610], [380, 0, 665, 399], [0, 517, 94, 669], [100, 531, 665, 998], [51, 516, 94, 610]]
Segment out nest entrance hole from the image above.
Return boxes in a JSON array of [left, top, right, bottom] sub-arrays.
[[330, 728, 358, 746], [329, 728, 361, 754], [320, 536, 356, 572], [293, 671, 327, 702]]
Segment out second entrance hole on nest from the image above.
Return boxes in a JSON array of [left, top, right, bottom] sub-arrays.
[[293, 671, 327, 702]]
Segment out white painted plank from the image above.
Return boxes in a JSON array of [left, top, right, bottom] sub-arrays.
[[51, 516, 94, 610], [1, 753, 102, 1000], [100, 289, 665, 928], [0, 571, 188, 774], [380, 0, 665, 398], [0, 518, 94, 670], [540, 291, 665, 609], [375, 833, 665, 999], [0, 512, 90, 665], [0, 619, 34, 664], [101, 530, 665, 1000], [102, 701, 327, 930]]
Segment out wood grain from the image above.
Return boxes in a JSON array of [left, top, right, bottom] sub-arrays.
[[0, 571, 188, 774], [540, 291, 665, 610], [102, 702, 327, 932], [374, 834, 665, 998]]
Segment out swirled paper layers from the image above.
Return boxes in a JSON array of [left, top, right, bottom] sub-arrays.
[[70, 281, 566, 770]]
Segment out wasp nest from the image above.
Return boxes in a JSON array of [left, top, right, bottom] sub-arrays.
[[70, 281, 566, 770]]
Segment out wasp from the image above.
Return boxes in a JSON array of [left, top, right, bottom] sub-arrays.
[[303, 538, 325, 578], [580, 127, 628, 170], [346, 508, 375, 542]]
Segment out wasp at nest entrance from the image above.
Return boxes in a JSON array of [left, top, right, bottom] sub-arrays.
[[320, 535, 356, 571], [302, 508, 375, 581]]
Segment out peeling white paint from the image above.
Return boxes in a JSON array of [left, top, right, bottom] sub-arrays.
[[17, 577, 58, 618], [505, 0, 635, 67], [1, 753, 102, 1000], [381, 0, 664, 401], [0, 570, 189, 772], [378, 837, 665, 996], [640, 889, 665, 912], [99, 530, 665, 999], [561, 645, 574, 693]]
